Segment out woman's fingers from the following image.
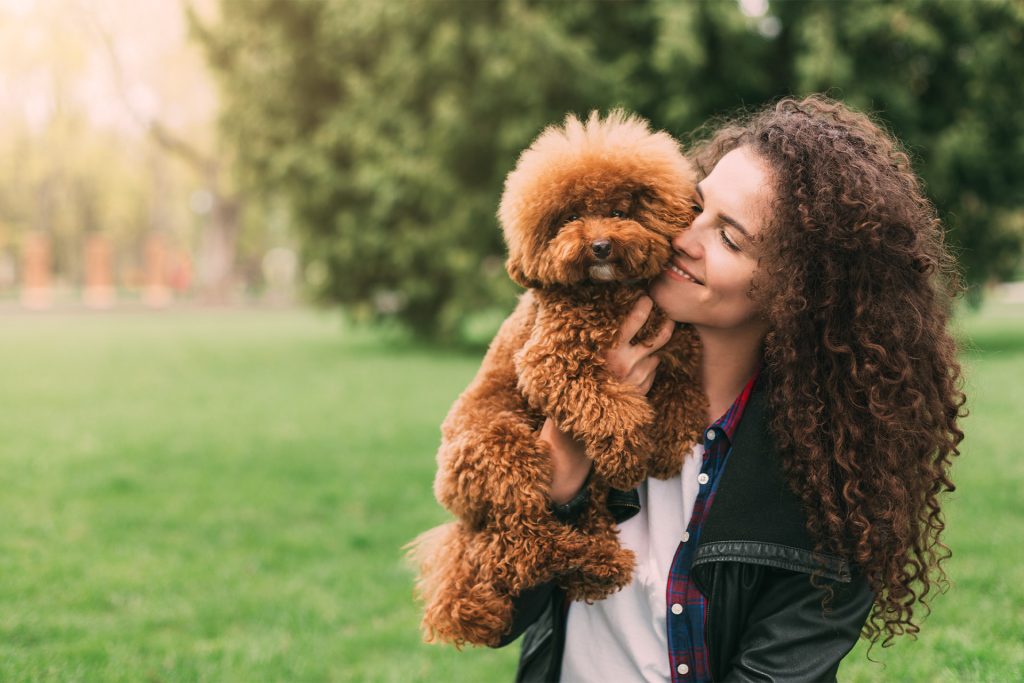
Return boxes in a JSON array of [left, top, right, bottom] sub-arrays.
[[632, 355, 660, 395], [607, 297, 673, 384], [616, 295, 654, 347], [641, 317, 675, 350], [623, 354, 660, 391]]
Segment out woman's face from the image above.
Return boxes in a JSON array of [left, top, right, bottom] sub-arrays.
[[650, 146, 773, 332]]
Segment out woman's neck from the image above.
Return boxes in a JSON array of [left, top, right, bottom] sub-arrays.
[[696, 322, 767, 424]]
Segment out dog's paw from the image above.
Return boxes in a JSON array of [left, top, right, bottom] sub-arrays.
[[586, 426, 653, 490], [560, 540, 635, 602], [423, 580, 515, 647], [646, 423, 700, 480], [559, 383, 655, 443], [514, 357, 560, 415]]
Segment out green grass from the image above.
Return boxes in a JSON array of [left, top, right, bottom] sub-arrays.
[[0, 305, 1020, 681], [839, 305, 1024, 682]]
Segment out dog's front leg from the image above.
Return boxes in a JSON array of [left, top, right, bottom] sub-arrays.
[[515, 310, 655, 490], [434, 293, 551, 526]]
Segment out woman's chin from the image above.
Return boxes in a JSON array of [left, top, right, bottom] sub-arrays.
[[648, 285, 685, 324]]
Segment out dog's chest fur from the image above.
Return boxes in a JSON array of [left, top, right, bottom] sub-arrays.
[[531, 282, 668, 350]]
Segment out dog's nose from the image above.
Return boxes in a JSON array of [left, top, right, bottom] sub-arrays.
[[592, 240, 612, 260]]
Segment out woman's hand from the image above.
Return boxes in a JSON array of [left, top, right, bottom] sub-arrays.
[[543, 295, 674, 504], [605, 295, 675, 394]]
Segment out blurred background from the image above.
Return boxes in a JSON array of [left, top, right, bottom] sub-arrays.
[[1, 0, 1021, 681]]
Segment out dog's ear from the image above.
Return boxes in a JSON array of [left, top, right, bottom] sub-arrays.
[[634, 187, 696, 234], [506, 254, 540, 289]]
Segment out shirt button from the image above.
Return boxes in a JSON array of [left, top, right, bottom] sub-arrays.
[[677, 663, 689, 675], [697, 473, 709, 485], [671, 602, 683, 615], [682, 531, 690, 542], [706, 429, 716, 441]]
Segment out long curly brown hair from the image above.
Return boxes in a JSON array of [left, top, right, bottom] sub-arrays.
[[692, 95, 967, 645]]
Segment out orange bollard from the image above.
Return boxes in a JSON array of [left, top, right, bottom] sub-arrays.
[[20, 231, 51, 310], [143, 233, 171, 308], [83, 233, 115, 309]]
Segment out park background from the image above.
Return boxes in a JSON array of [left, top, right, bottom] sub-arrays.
[[1, 0, 1022, 680]]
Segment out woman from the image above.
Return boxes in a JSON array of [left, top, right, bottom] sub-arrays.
[[499, 96, 966, 681]]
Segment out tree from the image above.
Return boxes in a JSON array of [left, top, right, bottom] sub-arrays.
[[195, 0, 1024, 338], [191, 0, 636, 339], [83, 3, 245, 302], [0, 0, 251, 301], [782, 0, 1024, 297], [0, 5, 152, 286]]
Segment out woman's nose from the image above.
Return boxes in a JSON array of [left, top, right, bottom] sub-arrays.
[[673, 224, 703, 259]]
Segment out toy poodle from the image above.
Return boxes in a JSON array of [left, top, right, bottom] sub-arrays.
[[411, 111, 707, 647]]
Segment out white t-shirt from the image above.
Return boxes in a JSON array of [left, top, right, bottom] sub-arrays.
[[561, 441, 706, 683]]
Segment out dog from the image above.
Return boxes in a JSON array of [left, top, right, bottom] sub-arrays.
[[411, 111, 707, 647]]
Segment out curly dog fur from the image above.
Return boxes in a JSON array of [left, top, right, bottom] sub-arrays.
[[410, 111, 707, 647]]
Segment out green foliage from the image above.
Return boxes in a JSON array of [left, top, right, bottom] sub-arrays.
[[192, 0, 624, 339], [0, 309, 1021, 680], [783, 0, 1024, 294], [194, 0, 1024, 338], [0, 111, 152, 271]]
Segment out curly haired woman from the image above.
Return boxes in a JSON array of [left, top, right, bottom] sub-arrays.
[[498, 95, 967, 681]]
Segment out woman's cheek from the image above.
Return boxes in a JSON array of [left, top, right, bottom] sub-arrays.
[[649, 280, 686, 322]]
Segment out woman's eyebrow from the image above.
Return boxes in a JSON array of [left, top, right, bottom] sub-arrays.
[[695, 182, 752, 239], [720, 213, 751, 239]]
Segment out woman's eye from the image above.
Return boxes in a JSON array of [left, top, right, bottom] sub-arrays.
[[691, 203, 703, 215], [610, 209, 625, 219], [719, 228, 740, 252]]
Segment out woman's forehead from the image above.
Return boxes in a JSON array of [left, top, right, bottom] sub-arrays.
[[702, 147, 773, 234]]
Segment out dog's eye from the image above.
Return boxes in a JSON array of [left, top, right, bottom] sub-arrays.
[[610, 209, 625, 219], [565, 214, 580, 224]]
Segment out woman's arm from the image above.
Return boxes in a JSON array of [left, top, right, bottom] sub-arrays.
[[495, 581, 560, 648], [542, 417, 592, 506]]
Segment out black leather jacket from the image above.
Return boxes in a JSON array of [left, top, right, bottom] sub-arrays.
[[497, 379, 875, 682]]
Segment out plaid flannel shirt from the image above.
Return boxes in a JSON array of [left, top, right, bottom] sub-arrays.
[[667, 370, 759, 682]]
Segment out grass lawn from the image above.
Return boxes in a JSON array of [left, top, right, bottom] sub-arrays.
[[0, 305, 1020, 681]]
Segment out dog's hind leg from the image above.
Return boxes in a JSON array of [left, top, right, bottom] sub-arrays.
[[412, 522, 517, 647], [554, 484, 636, 602], [433, 293, 551, 525]]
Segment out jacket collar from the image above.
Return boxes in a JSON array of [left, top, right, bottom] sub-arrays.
[[606, 375, 851, 581], [695, 375, 851, 581]]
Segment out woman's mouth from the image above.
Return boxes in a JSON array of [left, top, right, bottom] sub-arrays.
[[666, 261, 704, 285]]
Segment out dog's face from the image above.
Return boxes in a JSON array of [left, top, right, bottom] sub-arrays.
[[528, 181, 691, 286], [499, 111, 697, 289]]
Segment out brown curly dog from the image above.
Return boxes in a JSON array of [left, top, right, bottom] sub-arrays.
[[410, 111, 707, 647]]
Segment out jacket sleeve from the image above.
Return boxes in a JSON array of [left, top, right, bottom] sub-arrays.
[[494, 581, 558, 648], [722, 568, 874, 682]]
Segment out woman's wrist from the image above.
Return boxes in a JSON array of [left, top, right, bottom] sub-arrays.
[[550, 465, 593, 523], [540, 417, 592, 505]]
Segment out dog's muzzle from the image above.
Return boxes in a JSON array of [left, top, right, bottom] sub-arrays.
[[588, 264, 617, 281], [592, 240, 612, 260]]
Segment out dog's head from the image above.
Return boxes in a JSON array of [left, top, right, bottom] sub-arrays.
[[498, 110, 696, 289]]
